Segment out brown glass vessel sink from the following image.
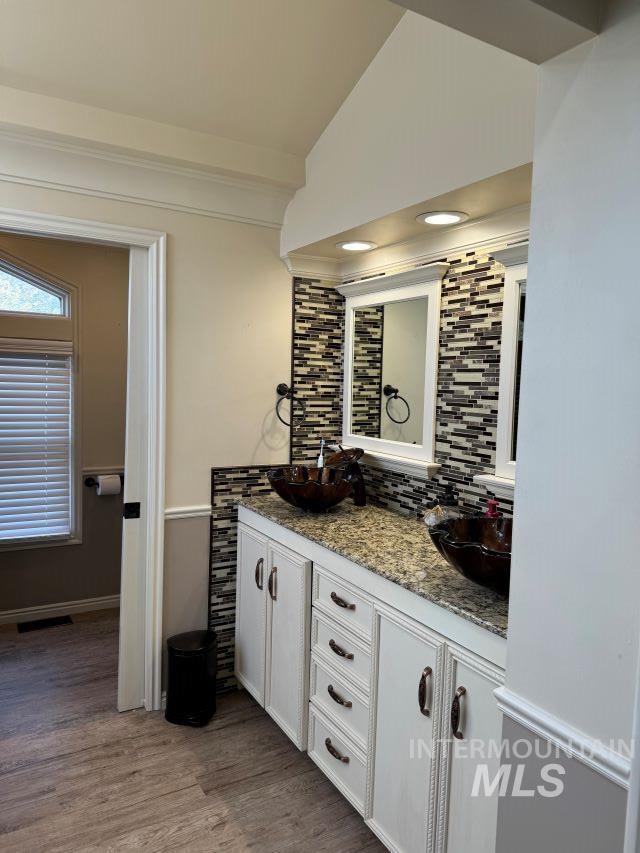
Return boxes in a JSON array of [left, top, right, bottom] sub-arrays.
[[267, 465, 354, 513], [428, 516, 512, 596]]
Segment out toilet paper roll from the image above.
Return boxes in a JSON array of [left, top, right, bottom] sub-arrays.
[[96, 474, 122, 496]]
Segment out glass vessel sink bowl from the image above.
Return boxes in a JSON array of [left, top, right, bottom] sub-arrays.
[[428, 516, 512, 596], [267, 465, 354, 513]]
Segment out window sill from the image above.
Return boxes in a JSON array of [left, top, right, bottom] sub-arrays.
[[0, 535, 81, 553], [473, 473, 515, 500]]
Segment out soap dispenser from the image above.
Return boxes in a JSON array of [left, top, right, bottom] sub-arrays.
[[423, 484, 462, 528]]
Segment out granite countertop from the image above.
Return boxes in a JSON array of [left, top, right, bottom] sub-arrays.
[[238, 495, 508, 638]]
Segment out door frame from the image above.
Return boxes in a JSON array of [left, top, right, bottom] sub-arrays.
[[0, 206, 166, 711]]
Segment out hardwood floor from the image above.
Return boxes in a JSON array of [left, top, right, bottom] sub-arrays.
[[0, 610, 383, 851]]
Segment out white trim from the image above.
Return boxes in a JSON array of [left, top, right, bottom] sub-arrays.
[[82, 465, 125, 475], [0, 206, 165, 714], [342, 266, 445, 466], [362, 449, 440, 479], [283, 253, 342, 282], [0, 129, 292, 230], [164, 504, 212, 520], [495, 686, 631, 789], [492, 241, 530, 268], [0, 594, 120, 625], [339, 205, 531, 282], [472, 473, 515, 500], [337, 262, 449, 297], [494, 246, 528, 480]]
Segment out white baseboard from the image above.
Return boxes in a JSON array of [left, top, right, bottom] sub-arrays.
[[495, 685, 631, 789], [0, 594, 120, 625]]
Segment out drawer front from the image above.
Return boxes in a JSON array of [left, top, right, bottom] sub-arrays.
[[314, 567, 373, 640], [308, 707, 367, 816], [312, 612, 371, 693], [310, 656, 369, 749]]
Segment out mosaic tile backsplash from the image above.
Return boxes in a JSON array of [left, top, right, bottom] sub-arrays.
[[210, 252, 513, 689]]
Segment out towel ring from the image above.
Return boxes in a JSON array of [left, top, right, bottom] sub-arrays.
[[383, 384, 411, 425], [275, 382, 307, 428]]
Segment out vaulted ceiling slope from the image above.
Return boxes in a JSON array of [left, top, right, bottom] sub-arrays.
[[0, 0, 403, 159]]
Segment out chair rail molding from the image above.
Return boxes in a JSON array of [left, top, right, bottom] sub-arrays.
[[495, 685, 631, 789], [165, 504, 212, 520]]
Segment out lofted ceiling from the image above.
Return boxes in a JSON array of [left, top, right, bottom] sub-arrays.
[[0, 0, 403, 158], [297, 165, 533, 259]]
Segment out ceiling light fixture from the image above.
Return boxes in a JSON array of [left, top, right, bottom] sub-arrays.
[[336, 240, 377, 252], [417, 211, 469, 226]]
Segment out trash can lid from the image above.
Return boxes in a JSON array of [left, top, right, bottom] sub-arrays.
[[167, 630, 216, 652]]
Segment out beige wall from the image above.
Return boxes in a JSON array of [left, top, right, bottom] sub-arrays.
[[0, 179, 292, 639], [0, 234, 129, 611]]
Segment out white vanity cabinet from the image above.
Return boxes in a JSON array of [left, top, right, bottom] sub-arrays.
[[235, 507, 506, 852], [235, 522, 311, 749]]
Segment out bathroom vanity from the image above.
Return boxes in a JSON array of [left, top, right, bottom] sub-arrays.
[[235, 495, 508, 853]]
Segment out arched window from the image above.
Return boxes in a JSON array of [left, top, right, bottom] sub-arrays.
[[0, 261, 69, 316]]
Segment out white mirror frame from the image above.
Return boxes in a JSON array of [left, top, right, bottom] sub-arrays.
[[338, 263, 447, 472]]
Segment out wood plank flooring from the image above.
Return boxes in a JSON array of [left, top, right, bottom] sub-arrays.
[[0, 610, 383, 852]]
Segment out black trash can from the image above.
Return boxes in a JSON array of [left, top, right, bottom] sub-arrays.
[[165, 630, 217, 727]]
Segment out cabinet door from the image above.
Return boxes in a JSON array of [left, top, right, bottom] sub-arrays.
[[437, 648, 504, 853], [369, 610, 443, 853], [235, 524, 268, 705], [265, 542, 311, 749]]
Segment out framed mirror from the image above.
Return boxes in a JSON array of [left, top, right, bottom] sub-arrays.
[[339, 264, 447, 469]]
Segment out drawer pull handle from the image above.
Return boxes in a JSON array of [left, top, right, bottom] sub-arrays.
[[328, 684, 352, 709], [268, 566, 277, 601], [325, 737, 349, 764], [451, 686, 467, 740], [329, 638, 354, 660], [418, 666, 433, 717], [254, 558, 263, 591], [331, 591, 355, 611]]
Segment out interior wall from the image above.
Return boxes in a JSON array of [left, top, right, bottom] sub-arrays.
[[281, 11, 537, 254], [0, 234, 128, 612], [0, 179, 292, 647], [496, 2, 640, 846]]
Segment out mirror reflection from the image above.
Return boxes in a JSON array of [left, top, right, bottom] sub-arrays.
[[350, 296, 428, 445]]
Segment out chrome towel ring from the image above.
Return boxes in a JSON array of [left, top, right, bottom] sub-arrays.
[[275, 382, 307, 428], [383, 384, 411, 424]]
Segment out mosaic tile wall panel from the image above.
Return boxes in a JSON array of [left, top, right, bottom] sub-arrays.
[[290, 278, 344, 464], [351, 305, 384, 437], [209, 465, 272, 692], [362, 248, 514, 517]]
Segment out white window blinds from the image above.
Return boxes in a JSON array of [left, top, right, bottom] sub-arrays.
[[0, 339, 74, 543]]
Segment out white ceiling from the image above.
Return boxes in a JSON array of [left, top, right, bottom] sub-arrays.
[[297, 165, 533, 259], [0, 0, 403, 157]]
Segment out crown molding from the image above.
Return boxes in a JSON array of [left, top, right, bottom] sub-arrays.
[[0, 128, 293, 230], [336, 261, 448, 296], [491, 241, 529, 267], [282, 253, 342, 282], [339, 204, 531, 282]]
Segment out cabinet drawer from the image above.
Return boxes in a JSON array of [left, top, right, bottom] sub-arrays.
[[308, 707, 367, 816], [312, 612, 371, 693], [313, 567, 373, 640], [310, 655, 369, 750]]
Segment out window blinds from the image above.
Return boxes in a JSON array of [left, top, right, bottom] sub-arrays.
[[0, 340, 74, 543]]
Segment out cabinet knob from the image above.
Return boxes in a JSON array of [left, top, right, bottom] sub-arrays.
[[325, 737, 349, 764], [329, 638, 354, 660], [254, 558, 263, 591], [451, 686, 467, 740], [328, 684, 352, 709], [418, 666, 433, 717], [330, 591, 355, 611], [268, 566, 277, 601]]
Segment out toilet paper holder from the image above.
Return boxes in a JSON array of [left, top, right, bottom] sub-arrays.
[[84, 474, 125, 488]]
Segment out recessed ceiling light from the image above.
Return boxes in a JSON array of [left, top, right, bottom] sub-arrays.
[[336, 240, 377, 252], [417, 211, 469, 226]]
